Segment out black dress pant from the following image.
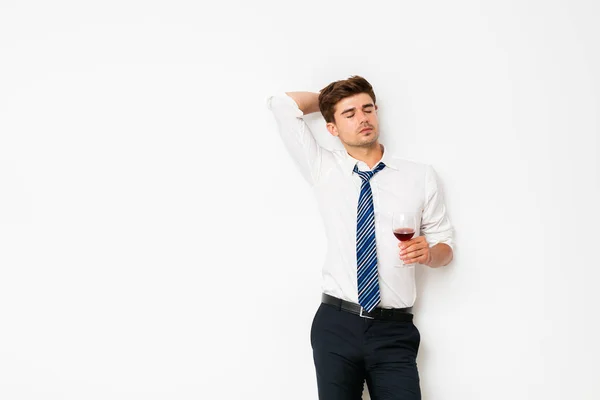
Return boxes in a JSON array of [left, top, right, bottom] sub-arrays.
[[310, 302, 421, 400]]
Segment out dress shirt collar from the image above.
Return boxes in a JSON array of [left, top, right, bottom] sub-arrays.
[[341, 143, 400, 176]]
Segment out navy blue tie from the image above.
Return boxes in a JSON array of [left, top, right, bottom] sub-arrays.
[[354, 162, 386, 312]]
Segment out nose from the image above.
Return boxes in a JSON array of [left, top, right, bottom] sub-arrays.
[[359, 110, 369, 123]]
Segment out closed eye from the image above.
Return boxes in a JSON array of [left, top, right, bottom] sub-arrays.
[[346, 110, 372, 118]]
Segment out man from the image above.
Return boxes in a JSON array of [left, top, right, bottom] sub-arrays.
[[266, 76, 454, 400]]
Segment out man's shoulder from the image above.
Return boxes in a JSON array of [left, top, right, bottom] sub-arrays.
[[386, 155, 431, 174]]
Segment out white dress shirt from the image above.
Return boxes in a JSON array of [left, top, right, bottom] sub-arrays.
[[266, 93, 455, 308]]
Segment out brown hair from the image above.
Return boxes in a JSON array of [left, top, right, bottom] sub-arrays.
[[318, 75, 377, 123]]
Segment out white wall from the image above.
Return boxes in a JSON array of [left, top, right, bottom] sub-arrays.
[[1, 1, 598, 399]]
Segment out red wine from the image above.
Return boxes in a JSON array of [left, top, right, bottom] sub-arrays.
[[393, 228, 415, 241]]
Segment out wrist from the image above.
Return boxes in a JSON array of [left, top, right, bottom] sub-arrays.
[[425, 250, 434, 267]]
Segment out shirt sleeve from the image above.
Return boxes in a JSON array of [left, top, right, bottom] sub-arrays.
[[266, 92, 324, 186], [420, 164, 455, 251]]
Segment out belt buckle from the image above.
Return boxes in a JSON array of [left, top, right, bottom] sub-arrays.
[[359, 307, 374, 319]]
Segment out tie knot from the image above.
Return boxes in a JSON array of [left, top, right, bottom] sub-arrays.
[[354, 162, 386, 182]]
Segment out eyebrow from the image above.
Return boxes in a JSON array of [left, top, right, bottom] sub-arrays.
[[340, 103, 375, 115]]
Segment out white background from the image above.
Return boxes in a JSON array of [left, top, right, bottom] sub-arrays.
[[1, 1, 599, 399]]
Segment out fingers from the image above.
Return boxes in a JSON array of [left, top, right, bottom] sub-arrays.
[[398, 236, 427, 254], [400, 248, 429, 264], [398, 236, 430, 264]]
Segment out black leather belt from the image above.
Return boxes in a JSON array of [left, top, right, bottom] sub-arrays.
[[321, 293, 413, 321]]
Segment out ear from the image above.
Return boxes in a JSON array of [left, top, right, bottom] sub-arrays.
[[326, 122, 338, 137]]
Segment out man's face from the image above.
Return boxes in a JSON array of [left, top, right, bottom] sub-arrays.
[[326, 93, 380, 148]]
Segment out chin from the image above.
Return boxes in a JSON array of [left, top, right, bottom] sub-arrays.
[[353, 139, 378, 148], [362, 134, 379, 145]]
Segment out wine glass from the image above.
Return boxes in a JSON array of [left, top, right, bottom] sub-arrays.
[[392, 211, 418, 267]]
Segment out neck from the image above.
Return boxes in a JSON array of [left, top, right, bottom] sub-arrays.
[[346, 142, 384, 170]]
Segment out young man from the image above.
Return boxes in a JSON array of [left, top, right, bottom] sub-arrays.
[[266, 76, 454, 399]]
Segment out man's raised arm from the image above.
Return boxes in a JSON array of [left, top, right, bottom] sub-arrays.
[[285, 92, 320, 115], [266, 91, 325, 185]]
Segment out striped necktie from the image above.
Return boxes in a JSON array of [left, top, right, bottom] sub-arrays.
[[354, 162, 386, 313]]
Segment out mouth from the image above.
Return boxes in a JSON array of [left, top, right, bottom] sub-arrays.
[[359, 128, 373, 134]]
